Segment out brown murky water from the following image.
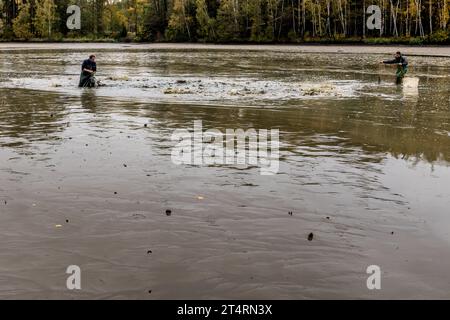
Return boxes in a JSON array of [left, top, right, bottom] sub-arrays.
[[0, 46, 450, 299]]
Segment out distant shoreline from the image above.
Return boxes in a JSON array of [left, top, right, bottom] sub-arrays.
[[1, 42, 450, 57]]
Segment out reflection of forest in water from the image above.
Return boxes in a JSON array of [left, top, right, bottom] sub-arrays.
[[0, 77, 449, 165], [0, 89, 67, 151]]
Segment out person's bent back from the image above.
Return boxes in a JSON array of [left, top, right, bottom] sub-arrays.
[[79, 54, 97, 88]]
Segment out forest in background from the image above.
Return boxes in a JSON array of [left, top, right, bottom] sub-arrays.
[[0, 0, 449, 44]]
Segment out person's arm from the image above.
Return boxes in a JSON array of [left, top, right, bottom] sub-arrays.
[[382, 59, 397, 65]]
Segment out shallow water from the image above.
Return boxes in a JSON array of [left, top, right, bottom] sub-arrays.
[[0, 47, 450, 299]]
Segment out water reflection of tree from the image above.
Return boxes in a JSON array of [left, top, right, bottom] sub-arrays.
[[134, 81, 450, 165], [0, 89, 67, 150]]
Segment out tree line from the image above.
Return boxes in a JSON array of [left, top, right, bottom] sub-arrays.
[[0, 0, 449, 43]]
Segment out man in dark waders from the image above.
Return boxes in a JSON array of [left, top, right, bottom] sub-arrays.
[[79, 54, 97, 88], [381, 51, 408, 84]]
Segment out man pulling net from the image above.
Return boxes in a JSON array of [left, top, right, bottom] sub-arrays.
[[79, 54, 97, 88], [380, 51, 409, 85]]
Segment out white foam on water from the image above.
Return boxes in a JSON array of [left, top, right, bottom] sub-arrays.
[[3, 75, 365, 106]]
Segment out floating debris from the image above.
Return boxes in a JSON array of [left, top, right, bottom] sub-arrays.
[[166, 209, 172, 216], [107, 75, 130, 81], [302, 84, 337, 96], [164, 87, 192, 95], [308, 233, 314, 241]]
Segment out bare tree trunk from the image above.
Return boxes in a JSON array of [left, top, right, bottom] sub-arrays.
[[317, 0, 322, 36], [390, 0, 399, 37], [363, 0, 366, 38], [326, 0, 331, 36], [302, 0, 306, 36], [429, 0, 433, 34], [337, 0, 346, 36], [406, 0, 410, 36], [416, 0, 425, 37], [291, 0, 296, 34], [181, 0, 191, 39], [232, 0, 239, 33], [278, 0, 284, 39], [442, 0, 449, 29]]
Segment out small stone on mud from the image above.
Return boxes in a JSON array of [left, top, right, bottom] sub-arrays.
[[144, 124, 148, 128], [308, 233, 314, 241], [176, 80, 187, 84]]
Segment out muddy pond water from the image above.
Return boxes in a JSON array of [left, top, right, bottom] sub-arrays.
[[0, 45, 450, 299]]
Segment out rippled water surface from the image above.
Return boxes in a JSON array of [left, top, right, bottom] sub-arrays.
[[0, 47, 450, 299]]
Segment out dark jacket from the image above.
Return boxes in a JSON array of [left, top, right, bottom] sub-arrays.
[[81, 59, 97, 75], [79, 59, 97, 87], [384, 55, 408, 67]]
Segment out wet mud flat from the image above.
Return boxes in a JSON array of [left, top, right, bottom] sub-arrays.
[[0, 45, 450, 299]]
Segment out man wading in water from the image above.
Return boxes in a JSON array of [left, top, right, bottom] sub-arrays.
[[79, 54, 97, 88], [381, 51, 409, 85]]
